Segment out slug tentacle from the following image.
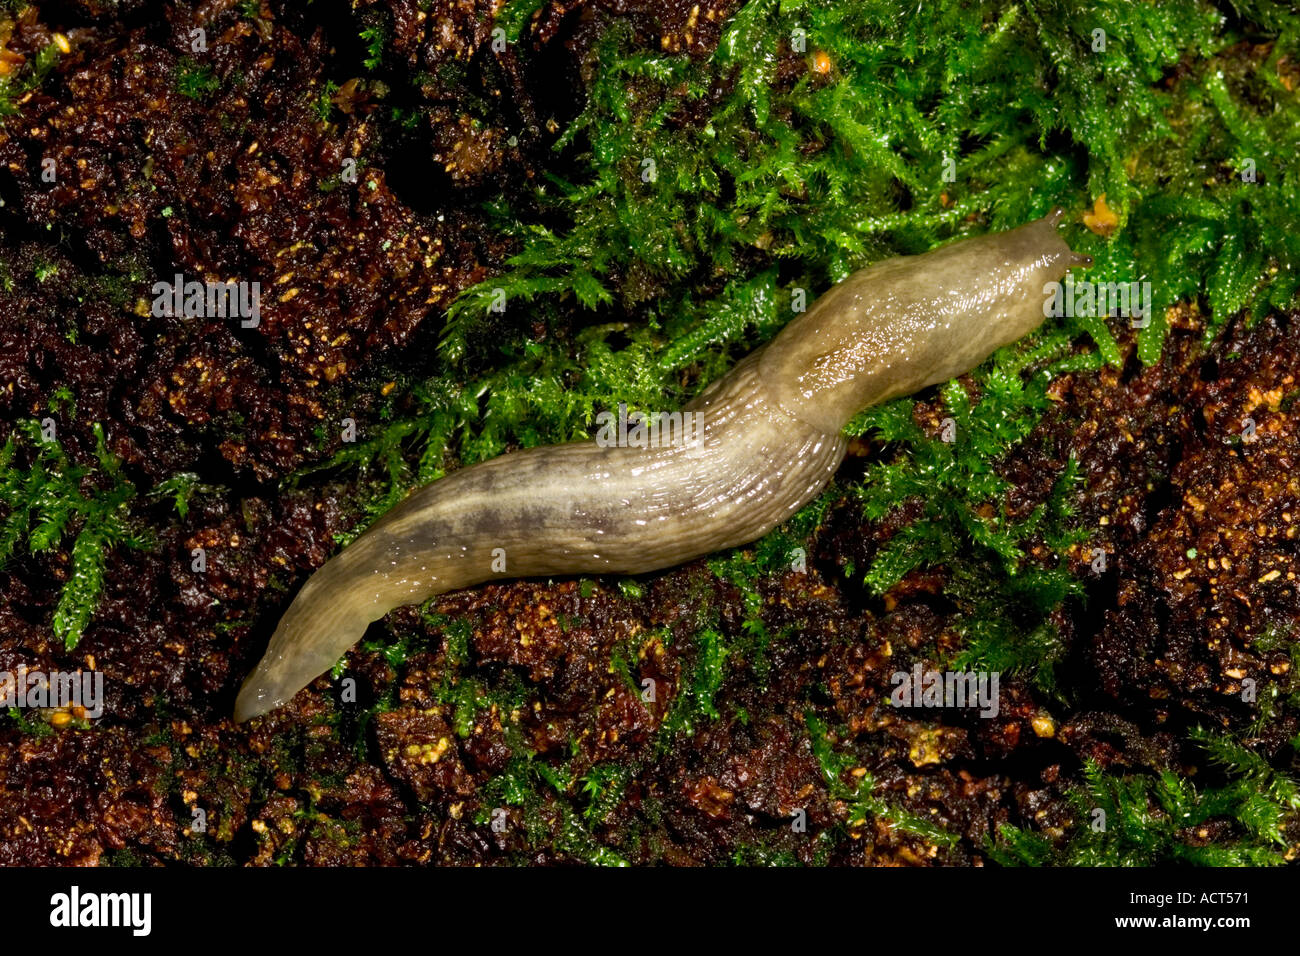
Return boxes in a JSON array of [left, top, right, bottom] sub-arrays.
[[235, 210, 1088, 722]]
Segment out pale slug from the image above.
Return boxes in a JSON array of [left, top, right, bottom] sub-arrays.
[[234, 208, 1090, 721]]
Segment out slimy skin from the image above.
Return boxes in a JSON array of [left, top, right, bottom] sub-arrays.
[[234, 209, 1090, 721]]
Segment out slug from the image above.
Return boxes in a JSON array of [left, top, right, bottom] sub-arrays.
[[234, 208, 1090, 721]]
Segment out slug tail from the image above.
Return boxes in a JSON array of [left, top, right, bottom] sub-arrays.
[[233, 546, 393, 722]]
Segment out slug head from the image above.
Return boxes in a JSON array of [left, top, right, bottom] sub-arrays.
[[760, 207, 1092, 433]]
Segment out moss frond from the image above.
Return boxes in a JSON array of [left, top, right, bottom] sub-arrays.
[[0, 421, 147, 649]]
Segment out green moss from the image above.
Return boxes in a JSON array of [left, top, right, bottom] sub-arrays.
[[148, 471, 222, 520], [732, 842, 803, 866], [497, 0, 546, 42], [474, 754, 630, 865], [1249, 625, 1300, 736], [359, 19, 387, 73], [0, 421, 147, 649], [0, 41, 59, 119], [174, 57, 220, 101], [708, 549, 791, 688], [845, 339, 1093, 696], [578, 761, 633, 824], [6, 707, 55, 737], [806, 712, 961, 851], [433, 0, 1298, 387], [990, 730, 1300, 866], [312, 78, 339, 123]]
